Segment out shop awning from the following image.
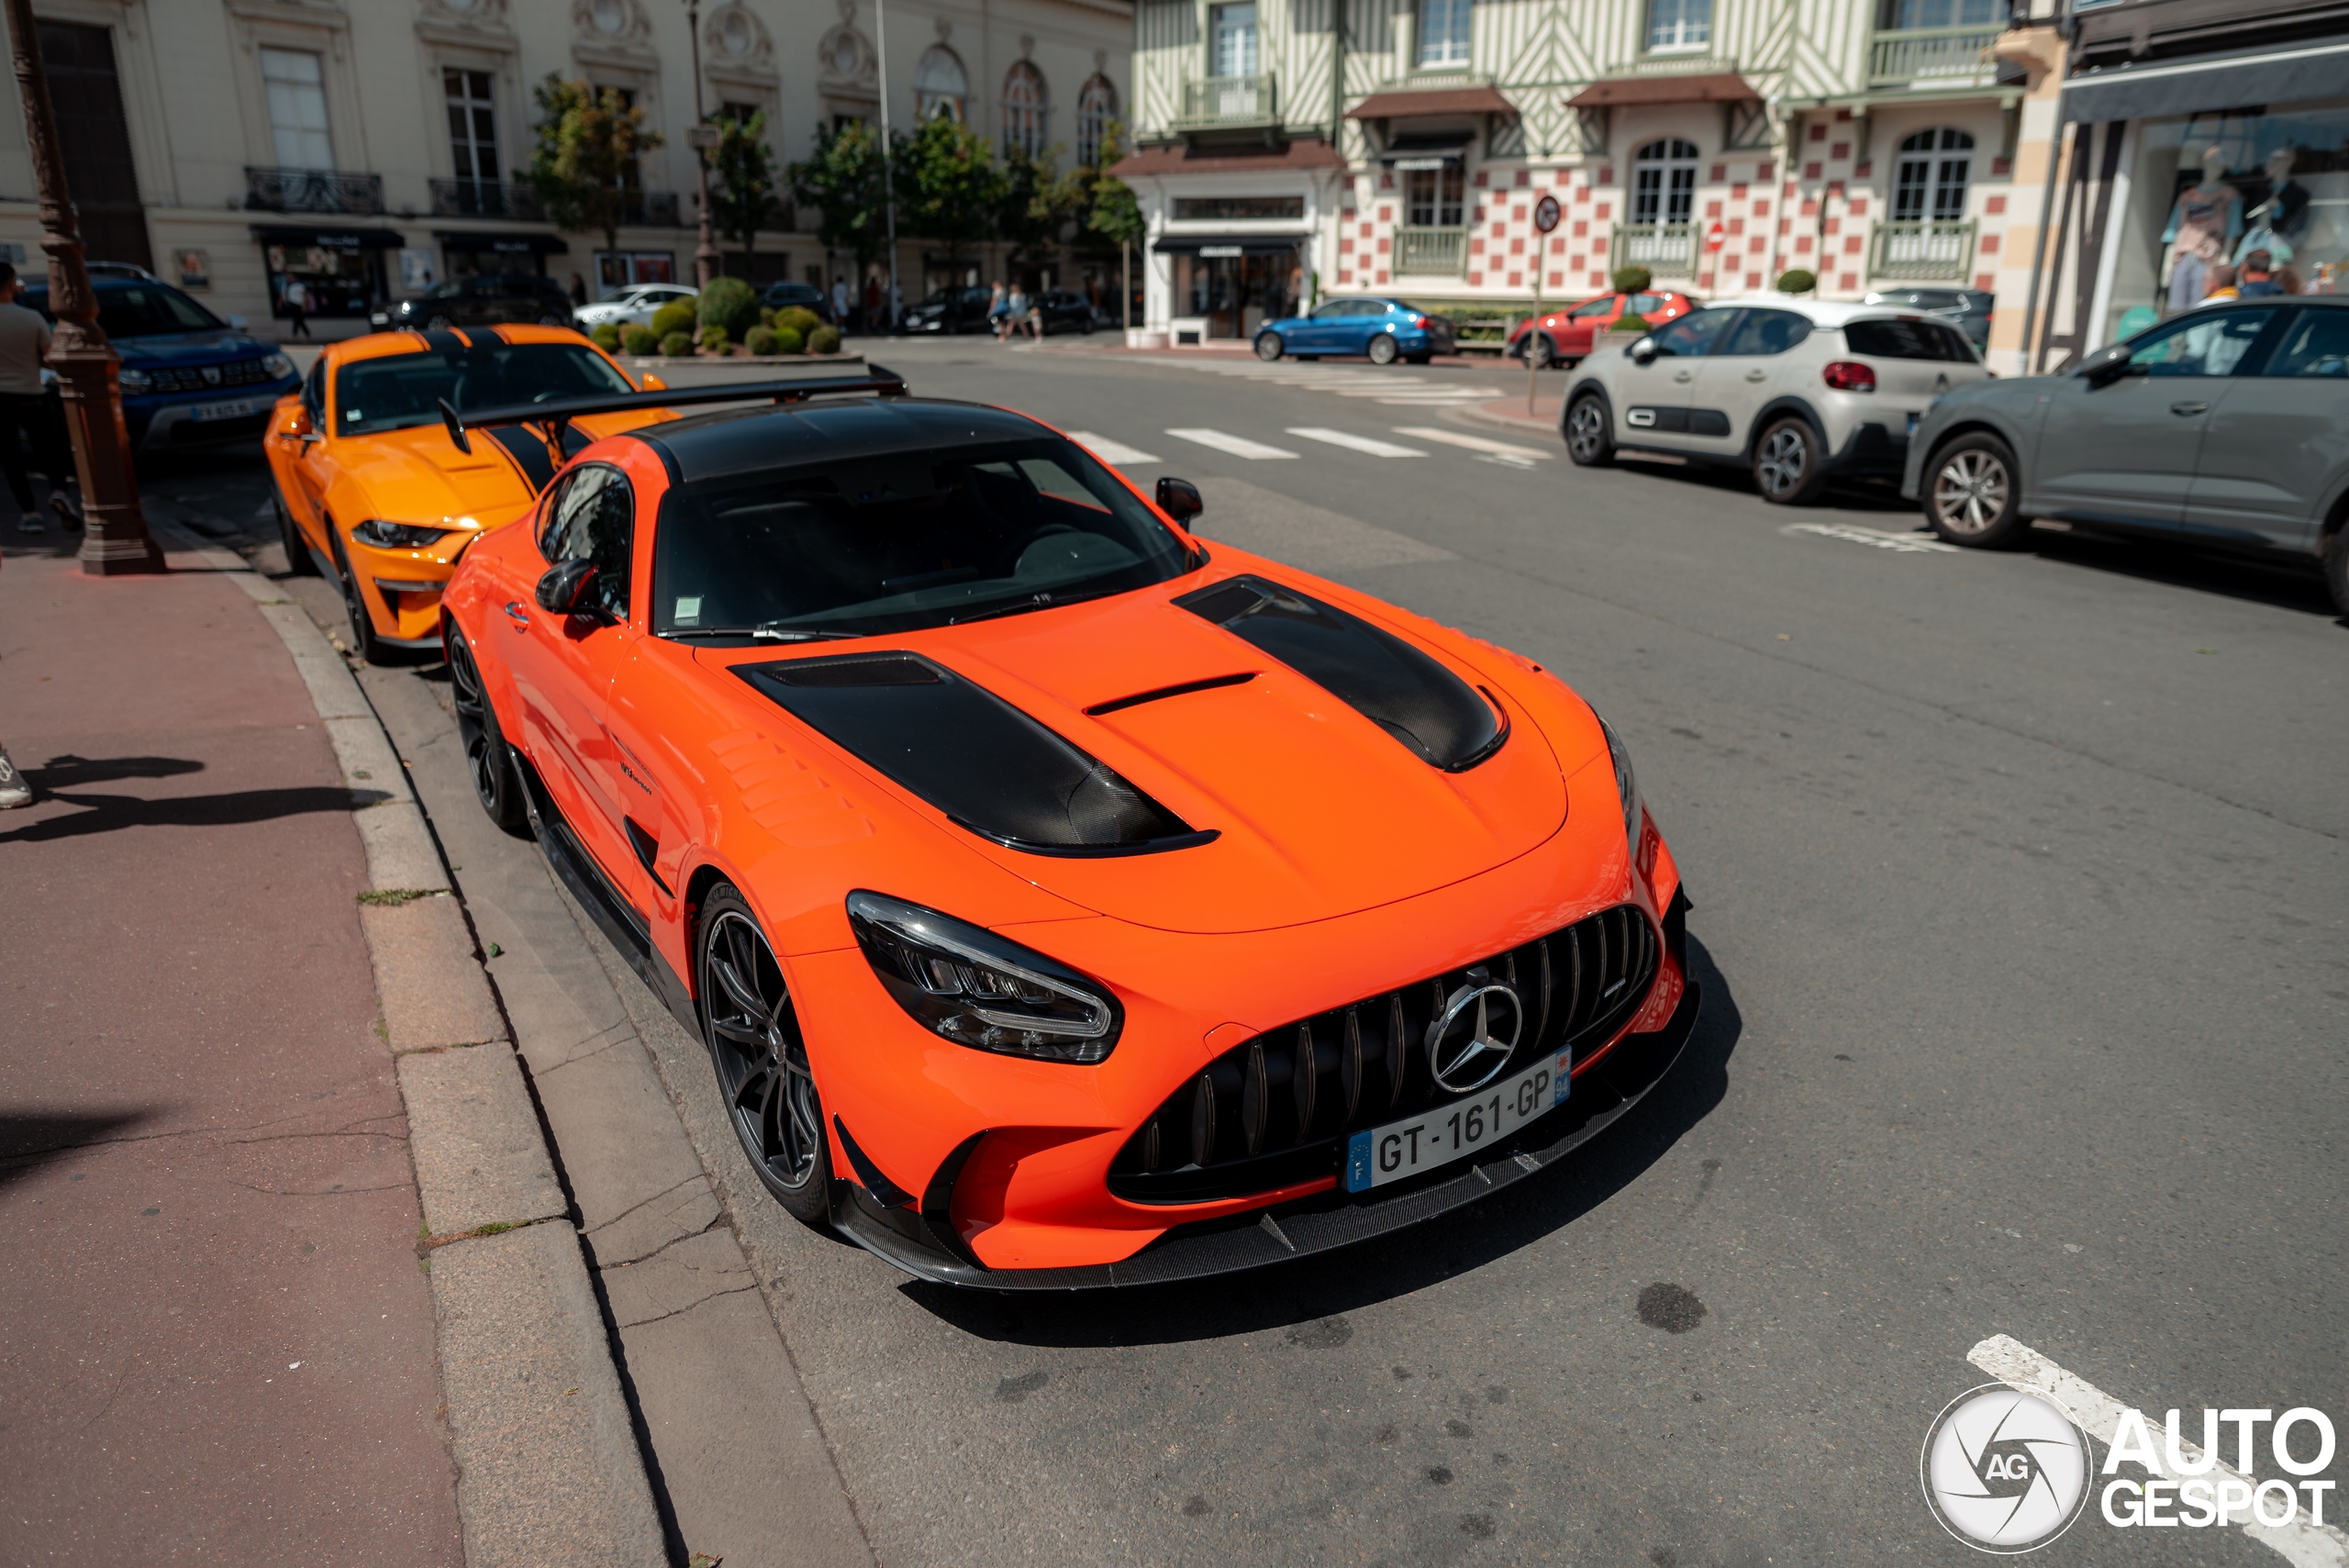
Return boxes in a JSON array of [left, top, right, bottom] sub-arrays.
[[1565, 72, 1758, 107], [1152, 234, 1308, 256], [1110, 139, 1345, 178], [249, 225, 405, 249], [2060, 37, 2349, 123], [432, 230, 569, 254], [1347, 84, 1516, 120], [1379, 131, 1475, 168]]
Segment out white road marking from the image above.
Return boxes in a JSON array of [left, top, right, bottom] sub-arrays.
[[1787, 522, 1956, 553], [1284, 428, 1427, 458], [1063, 431, 1161, 465], [1392, 426, 1554, 461], [1969, 1335, 2349, 1567], [1164, 428, 1299, 460]]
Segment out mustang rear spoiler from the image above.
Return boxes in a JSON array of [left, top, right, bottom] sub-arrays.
[[436, 366, 909, 459]]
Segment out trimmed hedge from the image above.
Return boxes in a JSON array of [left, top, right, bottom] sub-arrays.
[[650, 301, 696, 339], [589, 322, 621, 352], [698, 324, 729, 353], [807, 325, 841, 355], [772, 325, 805, 355], [774, 305, 821, 339], [659, 329, 692, 358], [1611, 265, 1653, 294], [1775, 268, 1818, 294], [1615, 313, 1652, 334], [698, 277, 759, 340], [620, 323, 656, 356], [745, 326, 778, 355]]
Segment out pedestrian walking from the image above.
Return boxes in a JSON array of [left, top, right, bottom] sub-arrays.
[[1025, 291, 1044, 341], [1002, 284, 1026, 344], [863, 276, 881, 333], [0, 469, 28, 807], [831, 276, 851, 330], [989, 280, 1009, 340], [282, 275, 311, 339], [569, 272, 589, 306], [0, 262, 78, 538]]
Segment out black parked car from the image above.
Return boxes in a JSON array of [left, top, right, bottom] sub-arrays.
[[759, 280, 837, 326], [902, 285, 997, 335], [1033, 289, 1109, 335], [371, 273, 576, 333]]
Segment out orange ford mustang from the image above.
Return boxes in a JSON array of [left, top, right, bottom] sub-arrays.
[[265, 325, 669, 661], [436, 371, 1699, 1287]]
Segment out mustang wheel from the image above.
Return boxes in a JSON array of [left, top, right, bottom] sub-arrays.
[[274, 490, 317, 576], [1565, 394, 1615, 467], [1367, 332, 1400, 366], [444, 621, 529, 835], [1924, 432, 2027, 548], [328, 529, 390, 664], [1753, 417, 1827, 506], [1254, 331, 1284, 361], [701, 885, 832, 1224]]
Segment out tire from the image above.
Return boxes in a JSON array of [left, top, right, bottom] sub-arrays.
[[1254, 331, 1285, 361], [328, 528, 391, 664], [1753, 417, 1829, 506], [443, 620, 530, 836], [274, 490, 317, 576], [1922, 432, 2030, 548], [1564, 394, 1615, 467], [1367, 332, 1400, 366], [1405, 352, 1432, 365], [700, 884, 832, 1224], [1529, 334, 1554, 371], [2325, 522, 2349, 617]]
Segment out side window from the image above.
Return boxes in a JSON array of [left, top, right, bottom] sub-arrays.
[[302, 357, 326, 422], [2125, 308, 2277, 377], [1717, 308, 1813, 357], [1570, 296, 1618, 319], [1312, 299, 1353, 319], [1629, 293, 1668, 315], [1650, 310, 1732, 357], [1844, 317, 1970, 361], [2263, 309, 2349, 378], [542, 463, 635, 617]]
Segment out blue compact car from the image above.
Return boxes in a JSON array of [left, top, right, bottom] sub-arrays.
[[19, 272, 296, 452], [1252, 296, 1457, 365]]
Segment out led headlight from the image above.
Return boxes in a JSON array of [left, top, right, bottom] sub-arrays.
[[1599, 714, 1640, 852], [847, 891, 1121, 1063], [351, 519, 450, 549]]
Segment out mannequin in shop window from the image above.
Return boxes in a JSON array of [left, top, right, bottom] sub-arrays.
[[2233, 149, 2310, 268], [2162, 145, 2243, 310]]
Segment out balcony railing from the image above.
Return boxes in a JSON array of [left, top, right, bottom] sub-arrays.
[[1868, 25, 2004, 89], [1610, 222, 1698, 278], [1870, 218, 1976, 280], [429, 178, 546, 221], [1174, 73, 1279, 130], [243, 166, 384, 216], [1394, 225, 1468, 276]]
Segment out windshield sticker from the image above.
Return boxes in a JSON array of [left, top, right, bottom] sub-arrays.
[[674, 596, 701, 625]]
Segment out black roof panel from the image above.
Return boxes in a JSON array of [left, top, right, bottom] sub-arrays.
[[642, 395, 1057, 484]]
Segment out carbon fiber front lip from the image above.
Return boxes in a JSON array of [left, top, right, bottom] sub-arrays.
[[829, 976, 1701, 1291]]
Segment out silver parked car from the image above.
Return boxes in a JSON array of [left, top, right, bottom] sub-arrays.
[[573, 282, 698, 331], [1903, 296, 2349, 615]]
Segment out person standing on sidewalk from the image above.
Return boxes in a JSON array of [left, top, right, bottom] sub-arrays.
[[283, 276, 311, 339], [0, 262, 78, 537], [0, 499, 25, 806]]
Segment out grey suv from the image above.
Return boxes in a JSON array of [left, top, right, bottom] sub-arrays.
[[1903, 297, 2349, 615]]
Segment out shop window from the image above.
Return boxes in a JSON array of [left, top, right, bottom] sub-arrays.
[[1645, 0, 1711, 53], [1405, 166, 1464, 227], [1632, 139, 1700, 226], [914, 47, 967, 121], [1002, 61, 1048, 156], [1419, 0, 1472, 68], [1076, 74, 1118, 166], [262, 48, 333, 170], [1894, 128, 1973, 224], [596, 251, 676, 290], [444, 69, 496, 187], [1210, 3, 1259, 79]]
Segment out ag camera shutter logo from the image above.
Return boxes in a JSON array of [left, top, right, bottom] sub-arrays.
[[1920, 1385, 2093, 1552]]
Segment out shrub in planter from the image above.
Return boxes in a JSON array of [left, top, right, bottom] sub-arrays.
[[698, 276, 759, 340], [772, 325, 805, 355], [650, 301, 696, 339], [807, 325, 841, 355], [774, 306, 821, 339], [698, 324, 729, 354], [590, 322, 622, 352], [745, 326, 778, 356], [621, 323, 656, 356], [1775, 268, 1818, 295], [758, 306, 777, 328], [1611, 265, 1653, 295], [659, 330, 692, 358], [1613, 314, 1652, 335]]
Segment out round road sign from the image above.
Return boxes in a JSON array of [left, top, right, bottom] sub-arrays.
[[1534, 195, 1561, 234]]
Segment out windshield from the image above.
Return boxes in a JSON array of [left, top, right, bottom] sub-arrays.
[[652, 437, 1198, 639], [333, 341, 634, 435], [23, 284, 224, 338]]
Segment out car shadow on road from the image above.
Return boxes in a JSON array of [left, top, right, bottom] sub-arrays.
[[902, 933, 1743, 1347], [0, 1110, 157, 1189], [2022, 525, 2339, 617], [1614, 452, 1918, 518]]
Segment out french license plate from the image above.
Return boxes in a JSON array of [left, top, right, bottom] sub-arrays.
[[189, 396, 269, 422], [1905, 412, 1920, 435], [1344, 1050, 1571, 1193]]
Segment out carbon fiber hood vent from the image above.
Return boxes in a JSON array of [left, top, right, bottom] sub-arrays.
[[738, 651, 1214, 856]]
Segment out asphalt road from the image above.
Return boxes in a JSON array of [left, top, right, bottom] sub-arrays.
[[151, 339, 2343, 1567]]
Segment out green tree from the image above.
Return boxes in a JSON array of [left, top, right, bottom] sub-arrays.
[[787, 119, 890, 273], [522, 76, 662, 275], [1084, 123, 1145, 328], [896, 113, 1005, 280], [997, 142, 1087, 265], [707, 107, 782, 275]]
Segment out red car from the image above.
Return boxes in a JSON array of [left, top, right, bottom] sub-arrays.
[[435, 370, 1699, 1288], [1508, 290, 1696, 367]]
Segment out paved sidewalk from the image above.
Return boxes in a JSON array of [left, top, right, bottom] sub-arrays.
[[0, 528, 463, 1563]]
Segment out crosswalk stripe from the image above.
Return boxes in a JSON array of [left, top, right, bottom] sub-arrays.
[[1064, 431, 1161, 465], [1392, 427, 1555, 460], [1164, 428, 1299, 460], [1285, 428, 1427, 458]]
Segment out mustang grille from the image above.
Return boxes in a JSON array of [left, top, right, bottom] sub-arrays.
[[1109, 903, 1661, 1204]]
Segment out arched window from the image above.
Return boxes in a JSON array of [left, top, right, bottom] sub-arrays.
[[1895, 128, 1974, 224], [1632, 138, 1700, 227], [1001, 61, 1047, 156], [913, 46, 967, 121], [1075, 74, 1119, 166]]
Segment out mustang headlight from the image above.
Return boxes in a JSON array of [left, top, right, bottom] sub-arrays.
[[847, 891, 1121, 1063], [352, 519, 450, 550], [1599, 714, 1640, 852]]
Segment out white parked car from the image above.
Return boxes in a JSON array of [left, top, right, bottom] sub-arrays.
[[1561, 297, 1992, 504], [573, 283, 698, 331]]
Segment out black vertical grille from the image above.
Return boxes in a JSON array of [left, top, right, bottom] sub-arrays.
[[1109, 903, 1661, 1204]]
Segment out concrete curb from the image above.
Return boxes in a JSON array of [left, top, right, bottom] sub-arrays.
[[148, 516, 668, 1568]]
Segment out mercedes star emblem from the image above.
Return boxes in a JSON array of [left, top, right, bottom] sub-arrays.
[[1425, 973, 1524, 1093]]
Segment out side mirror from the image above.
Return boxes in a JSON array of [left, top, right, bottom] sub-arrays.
[[277, 406, 311, 440], [534, 559, 601, 616], [639, 372, 667, 391], [1155, 475, 1204, 526], [2076, 341, 2136, 386], [1630, 338, 1658, 365]]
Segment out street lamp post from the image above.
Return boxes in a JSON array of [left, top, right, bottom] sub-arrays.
[[875, 0, 899, 331], [2, 0, 157, 574], [683, 0, 721, 288]]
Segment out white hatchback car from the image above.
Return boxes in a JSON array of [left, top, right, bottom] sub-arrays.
[[573, 282, 699, 331], [1562, 297, 1991, 504]]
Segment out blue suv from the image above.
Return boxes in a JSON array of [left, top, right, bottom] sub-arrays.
[[19, 271, 295, 452], [1252, 296, 1457, 365]]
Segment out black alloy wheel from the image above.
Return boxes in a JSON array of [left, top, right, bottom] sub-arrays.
[[1753, 417, 1828, 506], [443, 621, 529, 835], [1564, 394, 1615, 467], [274, 489, 317, 576], [1924, 432, 2028, 548], [700, 885, 832, 1224], [1367, 332, 1400, 366], [328, 529, 390, 664], [1254, 331, 1284, 361]]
